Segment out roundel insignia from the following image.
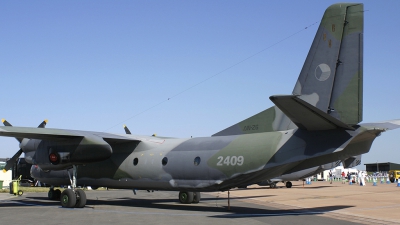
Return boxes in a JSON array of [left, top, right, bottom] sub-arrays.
[[315, 63, 331, 81]]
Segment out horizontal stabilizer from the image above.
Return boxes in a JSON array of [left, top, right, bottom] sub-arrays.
[[269, 95, 354, 131], [360, 120, 400, 131]]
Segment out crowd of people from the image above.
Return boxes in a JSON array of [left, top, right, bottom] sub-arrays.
[[327, 170, 389, 186]]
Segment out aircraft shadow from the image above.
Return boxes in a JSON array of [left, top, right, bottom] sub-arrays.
[[84, 197, 353, 218], [209, 205, 353, 218], [0, 196, 60, 207], [201, 195, 276, 200], [292, 186, 341, 189], [0, 193, 354, 219]]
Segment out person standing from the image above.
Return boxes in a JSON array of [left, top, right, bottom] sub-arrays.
[[341, 171, 346, 184], [329, 170, 333, 184], [347, 172, 352, 184], [361, 171, 366, 186], [358, 171, 364, 186]]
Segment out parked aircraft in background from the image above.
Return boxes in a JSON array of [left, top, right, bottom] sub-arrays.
[[1, 3, 399, 209]]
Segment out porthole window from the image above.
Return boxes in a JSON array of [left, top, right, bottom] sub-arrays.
[[162, 157, 168, 166], [194, 156, 201, 166], [133, 158, 139, 166]]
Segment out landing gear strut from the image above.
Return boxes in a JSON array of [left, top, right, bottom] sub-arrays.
[[178, 191, 201, 204], [60, 165, 87, 208]]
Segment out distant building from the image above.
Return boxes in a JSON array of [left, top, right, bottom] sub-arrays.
[[364, 162, 400, 172]]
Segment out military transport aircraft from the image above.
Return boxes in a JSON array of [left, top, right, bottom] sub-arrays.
[[1, 3, 400, 209]]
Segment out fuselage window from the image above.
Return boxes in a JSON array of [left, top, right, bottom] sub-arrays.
[[162, 157, 168, 166], [194, 156, 201, 166], [133, 158, 139, 166]]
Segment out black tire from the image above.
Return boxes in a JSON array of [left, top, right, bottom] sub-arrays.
[[75, 189, 87, 208], [54, 189, 61, 200], [17, 190, 23, 196], [286, 181, 292, 188], [48, 189, 55, 200], [61, 189, 76, 208], [390, 177, 395, 183], [270, 183, 277, 188], [179, 191, 194, 204], [192, 192, 201, 203]]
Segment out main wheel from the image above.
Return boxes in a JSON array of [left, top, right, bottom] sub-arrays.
[[270, 182, 277, 188], [179, 191, 194, 204], [54, 189, 61, 200], [192, 192, 201, 203], [48, 189, 55, 200], [75, 189, 87, 208], [286, 181, 292, 188], [61, 189, 76, 208]]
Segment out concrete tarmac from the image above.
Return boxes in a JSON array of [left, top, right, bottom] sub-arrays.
[[0, 180, 398, 225]]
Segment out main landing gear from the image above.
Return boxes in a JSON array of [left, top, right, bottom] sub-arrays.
[[178, 191, 201, 204], [60, 188, 86, 208], [60, 165, 87, 208], [48, 186, 61, 200], [48, 165, 87, 208]]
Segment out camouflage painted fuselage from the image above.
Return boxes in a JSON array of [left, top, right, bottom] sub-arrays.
[[31, 122, 389, 191]]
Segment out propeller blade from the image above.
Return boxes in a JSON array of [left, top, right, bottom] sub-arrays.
[[2, 119, 23, 143], [3, 149, 23, 172], [38, 119, 48, 128], [1, 119, 48, 172], [123, 125, 132, 134], [1, 118, 12, 127]]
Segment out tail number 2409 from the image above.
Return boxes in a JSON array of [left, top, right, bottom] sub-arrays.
[[216, 156, 244, 166]]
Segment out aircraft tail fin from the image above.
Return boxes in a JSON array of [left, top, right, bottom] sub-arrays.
[[213, 3, 363, 136], [294, 3, 364, 125]]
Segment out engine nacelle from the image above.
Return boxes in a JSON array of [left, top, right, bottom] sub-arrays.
[[22, 134, 113, 170]]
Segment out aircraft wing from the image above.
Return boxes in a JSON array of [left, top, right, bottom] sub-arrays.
[[0, 126, 145, 143]]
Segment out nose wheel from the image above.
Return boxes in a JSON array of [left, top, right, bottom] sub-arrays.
[[60, 165, 87, 208]]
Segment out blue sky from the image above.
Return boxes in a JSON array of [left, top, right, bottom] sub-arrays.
[[1, 1, 399, 169]]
